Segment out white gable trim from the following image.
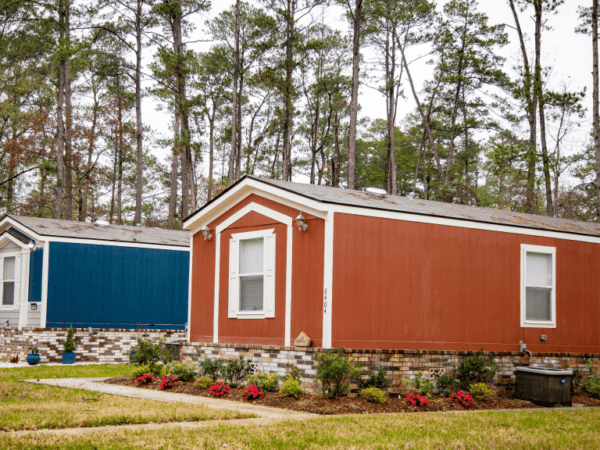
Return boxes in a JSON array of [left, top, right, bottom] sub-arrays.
[[211, 202, 294, 346], [0, 233, 30, 250], [0, 217, 45, 242]]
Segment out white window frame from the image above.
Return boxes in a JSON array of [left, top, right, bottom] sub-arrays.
[[0, 251, 20, 310], [520, 244, 556, 328], [228, 229, 276, 320]]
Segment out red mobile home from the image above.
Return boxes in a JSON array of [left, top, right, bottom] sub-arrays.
[[183, 176, 600, 354]]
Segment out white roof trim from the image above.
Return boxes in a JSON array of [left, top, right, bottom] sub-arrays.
[[0, 217, 44, 242], [0, 232, 30, 250]]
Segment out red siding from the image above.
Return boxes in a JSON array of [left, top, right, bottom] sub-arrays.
[[332, 213, 600, 353], [189, 194, 324, 346]]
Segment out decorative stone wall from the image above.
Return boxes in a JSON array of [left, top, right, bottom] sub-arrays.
[[180, 342, 600, 395], [0, 327, 186, 363]]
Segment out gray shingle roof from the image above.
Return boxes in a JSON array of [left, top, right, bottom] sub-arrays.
[[8, 215, 190, 247], [250, 177, 600, 238]]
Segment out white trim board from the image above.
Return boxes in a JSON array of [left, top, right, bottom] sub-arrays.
[[43, 237, 189, 251], [520, 244, 557, 329]]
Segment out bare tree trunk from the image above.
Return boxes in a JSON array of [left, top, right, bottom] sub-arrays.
[[134, 0, 144, 225], [347, 0, 362, 190], [593, 0, 600, 216], [387, 17, 397, 195], [63, 5, 73, 220], [228, 0, 241, 183], [235, 73, 243, 180], [533, 1, 554, 216], [82, 89, 99, 221], [117, 82, 124, 224], [509, 0, 537, 214], [207, 105, 216, 201], [54, 2, 66, 220], [168, 113, 180, 219], [281, 0, 295, 182]]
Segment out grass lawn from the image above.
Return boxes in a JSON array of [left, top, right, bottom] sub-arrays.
[[2, 408, 600, 449], [0, 365, 253, 431]]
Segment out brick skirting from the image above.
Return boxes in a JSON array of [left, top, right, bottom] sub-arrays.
[[0, 327, 186, 363], [180, 342, 599, 395]]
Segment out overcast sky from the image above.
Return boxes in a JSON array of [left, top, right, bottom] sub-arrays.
[[142, 0, 594, 184]]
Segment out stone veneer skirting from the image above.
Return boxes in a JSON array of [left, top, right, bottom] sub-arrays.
[[180, 342, 600, 395], [0, 327, 186, 363]]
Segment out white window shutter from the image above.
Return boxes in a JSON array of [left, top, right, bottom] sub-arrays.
[[264, 234, 276, 318], [14, 255, 20, 306], [228, 239, 239, 318]]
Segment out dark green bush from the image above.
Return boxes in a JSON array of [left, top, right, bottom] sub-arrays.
[[63, 326, 79, 353], [353, 367, 390, 390], [571, 368, 582, 395], [455, 350, 499, 390], [198, 357, 223, 382], [584, 359, 600, 398], [165, 361, 199, 382], [314, 347, 360, 399], [434, 372, 456, 396], [222, 357, 255, 386]]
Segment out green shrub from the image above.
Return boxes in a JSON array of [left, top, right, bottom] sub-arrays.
[[469, 383, 494, 401], [359, 387, 386, 404], [165, 361, 199, 382], [571, 368, 583, 395], [283, 363, 302, 382], [194, 376, 213, 390], [314, 347, 360, 399], [405, 372, 435, 396], [63, 326, 79, 353], [354, 367, 390, 390], [246, 371, 280, 392], [455, 350, 499, 390], [434, 372, 456, 396], [130, 338, 160, 366], [279, 379, 304, 398], [584, 359, 600, 398], [199, 357, 223, 382], [222, 357, 255, 386], [133, 364, 162, 378]]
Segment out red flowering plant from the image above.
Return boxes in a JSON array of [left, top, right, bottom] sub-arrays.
[[450, 390, 473, 407], [242, 384, 264, 400], [135, 374, 155, 386], [160, 376, 178, 390], [406, 392, 430, 407], [209, 383, 230, 397]]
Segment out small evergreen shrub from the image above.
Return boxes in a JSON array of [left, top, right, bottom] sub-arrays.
[[199, 357, 223, 382], [194, 376, 213, 390], [246, 371, 280, 392], [571, 368, 582, 395], [279, 379, 304, 398], [314, 347, 360, 399], [434, 372, 456, 396], [584, 359, 600, 398], [469, 383, 494, 401], [63, 326, 79, 353], [222, 357, 255, 386], [405, 372, 435, 396], [359, 387, 386, 403], [130, 338, 160, 366], [165, 361, 199, 382], [354, 367, 390, 390], [283, 363, 302, 382], [455, 350, 499, 390], [133, 364, 163, 378]]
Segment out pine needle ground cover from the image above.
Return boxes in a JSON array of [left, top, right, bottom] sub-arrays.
[[2, 409, 600, 449], [0, 365, 252, 431]]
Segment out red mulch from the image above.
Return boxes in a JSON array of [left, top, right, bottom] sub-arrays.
[[572, 393, 600, 407], [104, 377, 542, 415]]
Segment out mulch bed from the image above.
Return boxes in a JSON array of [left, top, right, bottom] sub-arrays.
[[572, 393, 600, 407], [104, 377, 542, 415]]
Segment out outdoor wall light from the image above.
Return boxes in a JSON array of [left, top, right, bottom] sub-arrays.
[[27, 241, 42, 252], [201, 225, 213, 241], [296, 212, 308, 232]]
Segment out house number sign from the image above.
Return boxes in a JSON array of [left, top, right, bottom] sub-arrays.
[[323, 288, 327, 314]]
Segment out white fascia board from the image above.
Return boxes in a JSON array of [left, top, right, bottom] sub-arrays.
[[184, 179, 328, 234], [43, 237, 190, 252], [0, 217, 44, 242], [40, 241, 50, 328], [330, 205, 600, 245], [0, 233, 31, 250]]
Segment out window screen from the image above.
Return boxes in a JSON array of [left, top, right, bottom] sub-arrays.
[[525, 252, 552, 322], [1, 256, 15, 306], [239, 238, 264, 311]]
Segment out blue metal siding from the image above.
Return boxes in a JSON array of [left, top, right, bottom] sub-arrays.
[[46, 242, 189, 330], [28, 249, 43, 302]]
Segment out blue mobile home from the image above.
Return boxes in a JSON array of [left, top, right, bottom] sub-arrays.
[[0, 216, 190, 330]]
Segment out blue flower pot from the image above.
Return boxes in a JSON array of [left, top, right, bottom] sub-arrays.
[[27, 354, 40, 365], [62, 352, 76, 364], [130, 350, 136, 362]]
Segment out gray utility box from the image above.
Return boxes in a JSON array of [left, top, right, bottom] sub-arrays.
[[515, 367, 573, 406]]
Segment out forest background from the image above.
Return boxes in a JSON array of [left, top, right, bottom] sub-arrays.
[[2, 0, 600, 228]]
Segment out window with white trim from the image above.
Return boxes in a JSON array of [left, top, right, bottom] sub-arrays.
[[521, 244, 556, 328], [229, 229, 275, 319], [0, 254, 19, 308]]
